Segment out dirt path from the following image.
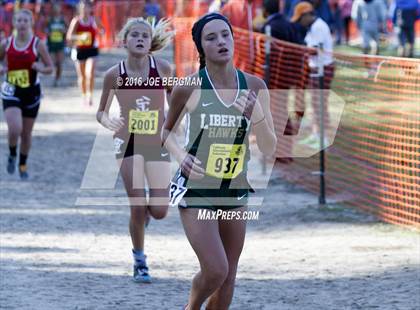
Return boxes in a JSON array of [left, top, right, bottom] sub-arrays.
[[1, 50, 419, 310]]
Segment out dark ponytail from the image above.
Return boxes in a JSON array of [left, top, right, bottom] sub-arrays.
[[199, 53, 206, 70]]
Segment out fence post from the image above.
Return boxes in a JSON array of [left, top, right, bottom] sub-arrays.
[[317, 44, 326, 205], [261, 25, 271, 175]]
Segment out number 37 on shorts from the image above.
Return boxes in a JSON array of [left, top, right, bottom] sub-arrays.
[[169, 182, 187, 206]]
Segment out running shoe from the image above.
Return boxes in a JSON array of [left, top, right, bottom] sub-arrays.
[[133, 262, 152, 283], [7, 156, 16, 174], [19, 165, 29, 180]]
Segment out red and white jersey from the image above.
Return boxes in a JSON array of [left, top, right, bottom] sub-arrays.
[[74, 16, 98, 49], [114, 56, 166, 146], [6, 35, 39, 88]]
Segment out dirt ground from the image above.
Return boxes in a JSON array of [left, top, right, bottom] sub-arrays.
[[1, 50, 419, 310]]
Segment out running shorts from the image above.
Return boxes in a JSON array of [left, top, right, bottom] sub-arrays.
[[1, 82, 41, 118], [113, 134, 170, 162], [72, 47, 99, 61]]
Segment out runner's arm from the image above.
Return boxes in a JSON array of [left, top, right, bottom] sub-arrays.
[[156, 57, 173, 94], [33, 40, 53, 74], [249, 77, 277, 156], [96, 66, 123, 132], [44, 19, 50, 35], [0, 39, 6, 74], [66, 17, 78, 45], [162, 84, 190, 163], [94, 16, 106, 35], [162, 83, 205, 179]]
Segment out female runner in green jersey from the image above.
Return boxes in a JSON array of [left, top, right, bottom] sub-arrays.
[[162, 13, 276, 310]]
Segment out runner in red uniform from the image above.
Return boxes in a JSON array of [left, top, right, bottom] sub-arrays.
[[0, 9, 53, 179], [67, 0, 103, 106], [96, 17, 173, 283]]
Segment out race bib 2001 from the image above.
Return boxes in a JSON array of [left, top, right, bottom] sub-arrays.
[[76, 32, 92, 47], [128, 110, 159, 135], [206, 143, 245, 179], [7, 69, 30, 88]]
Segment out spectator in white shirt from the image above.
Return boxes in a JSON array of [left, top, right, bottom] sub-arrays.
[[292, 2, 335, 147]]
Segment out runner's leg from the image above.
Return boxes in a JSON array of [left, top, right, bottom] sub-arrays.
[[206, 207, 247, 310], [145, 160, 171, 219], [20, 117, 36, 156], [180, 208, 229, 310], [85, 56, 96, 104], [56, 50, 64, 82], [119, 155, 147, 250], [4, 107, 22, 150], [75, 60, 87, 97]]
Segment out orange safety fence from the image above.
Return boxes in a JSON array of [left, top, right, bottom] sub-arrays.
[[0, 0, 210, 47], [0, 0, 174, 48], [1, 1, 419, 47], [173, 17, 420, 230], [94, 0, 208, 47], [1, 3, 419, 229]]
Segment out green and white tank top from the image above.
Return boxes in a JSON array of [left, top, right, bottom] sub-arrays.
[[184, 67, 251, 188]]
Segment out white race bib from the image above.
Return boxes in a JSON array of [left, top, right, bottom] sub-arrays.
[[1, 82, 15, 97], [169, 181, 187, 207], [113, 137, 125, 155]]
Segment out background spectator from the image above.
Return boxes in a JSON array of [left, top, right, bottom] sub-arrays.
[[263, 0, 306, 43], [353, 0, 387, 54], [392, 0, 419, 57], [330, 0, 343, 44], [263, 0, 309, 163], [339, 0, 353, 44], [292, 1, 335, 148], [144, 0, 162, 21]]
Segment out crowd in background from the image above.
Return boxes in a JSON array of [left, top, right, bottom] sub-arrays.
[[209, 0, 419, 57], [1, 0, 419, 57], [0, 0, 163, 40]]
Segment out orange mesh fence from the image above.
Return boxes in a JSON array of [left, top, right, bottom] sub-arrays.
[[2, 1, 419, 47], [173, 18, 420, 229], [0, 0, 174, 48], [1, 3, 418, 228]]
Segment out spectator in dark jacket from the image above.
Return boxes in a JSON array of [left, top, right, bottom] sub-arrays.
[[262, 0, 309, 162], [262, 0, 305, 43], [393, 0, 419, 57]]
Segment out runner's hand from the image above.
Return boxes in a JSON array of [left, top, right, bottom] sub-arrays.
[[233, 90, 265, 124], [31, 62, 43, 72], [106, 117, 124, 132], [181, 153, 205, 179]]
